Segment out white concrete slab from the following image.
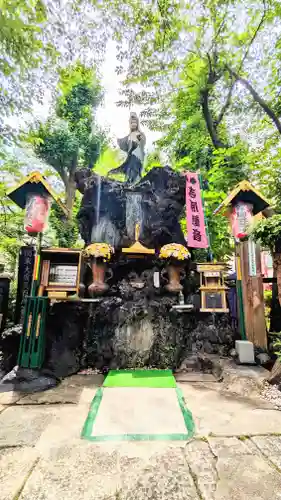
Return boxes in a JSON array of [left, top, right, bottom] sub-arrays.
[[91, 388, 187, 437]]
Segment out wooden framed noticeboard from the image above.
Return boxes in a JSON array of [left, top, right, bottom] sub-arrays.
[[39, 248, 82, 299]]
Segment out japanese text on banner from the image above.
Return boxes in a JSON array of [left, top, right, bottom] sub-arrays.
[[186, 172, 208, 248]]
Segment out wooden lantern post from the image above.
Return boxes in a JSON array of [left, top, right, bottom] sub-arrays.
[[214, 180, 270, 349], [7, 171, 68, 368]]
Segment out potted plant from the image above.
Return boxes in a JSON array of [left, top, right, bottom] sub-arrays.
[[250, 214, 281, 305], [159, 243, 191, 293], [83, 243, 114, 295]]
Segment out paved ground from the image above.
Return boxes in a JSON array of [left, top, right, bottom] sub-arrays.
[[1, 374, 281, 499]]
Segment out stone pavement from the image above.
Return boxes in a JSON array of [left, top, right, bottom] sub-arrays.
[[1, 374, 281, 499]]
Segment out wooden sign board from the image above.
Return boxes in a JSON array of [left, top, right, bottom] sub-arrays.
[[39, 248, 82, 298], [49, 265, 78, 287], [204, 271, 220, 278], [15, 246, 35, 324], [248, 239, 257, 277]]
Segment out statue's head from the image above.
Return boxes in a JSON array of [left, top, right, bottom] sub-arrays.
[[129, 112, 139, 132]]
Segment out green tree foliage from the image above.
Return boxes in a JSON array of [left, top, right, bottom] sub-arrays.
[[251, 214, 281, 306], [27, 63, 107, 216], [0, 0, 107, 154], [94, 147, 123, 178], [0, 0, 48, 77], [49, 202, 80, 248], [0, 157, 26, 271], [154, 61, 249, 259], [0, 0, 57, 140], [96, 0, 281, 259], [144, 150, 161, 174], [251, 215, 281, 253]]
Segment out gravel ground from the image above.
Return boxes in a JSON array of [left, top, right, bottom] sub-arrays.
[[261, 381, 281, 410], [78, 368, 101, 375]]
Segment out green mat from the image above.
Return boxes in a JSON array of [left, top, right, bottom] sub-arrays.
[[103, 369, 177, 388]]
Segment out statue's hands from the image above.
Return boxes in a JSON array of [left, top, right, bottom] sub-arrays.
[[137, 132, 146, 143]]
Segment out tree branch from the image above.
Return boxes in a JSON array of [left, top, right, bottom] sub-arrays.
[[217, 1, 267, 126], [239, 0, 267, 71], [200, 52, 227, 148], [209, 9, 228, 54], [226, 66, 281, 136]]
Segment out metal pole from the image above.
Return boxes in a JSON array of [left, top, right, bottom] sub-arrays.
[[30, 232, 42, 297]]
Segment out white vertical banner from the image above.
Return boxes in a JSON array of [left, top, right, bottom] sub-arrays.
[[153, 271, 160, 288], [248, 239, 257, 277]]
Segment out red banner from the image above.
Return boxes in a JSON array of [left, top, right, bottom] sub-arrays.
[[186, 172, 208, 248]]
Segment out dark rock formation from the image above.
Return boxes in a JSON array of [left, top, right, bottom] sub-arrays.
[[39, 280, 234, 376], [0, 270, 235, 382], [0, 324, 21, 377], [75, 166, 186, 249], [0, 324, 58, 392], [0, 366, 57, 393], [44, 302, 88, 378]]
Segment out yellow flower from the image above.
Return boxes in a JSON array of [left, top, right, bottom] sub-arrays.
[[83, 243, 114, 261], [159, 244, 190, 261]]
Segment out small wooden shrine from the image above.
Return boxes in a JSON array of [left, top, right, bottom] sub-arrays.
[[197, 263, 229, 313]]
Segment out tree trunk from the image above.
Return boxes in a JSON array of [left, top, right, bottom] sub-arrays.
[[267, 358, 281, 385], [200, 88, 227, 149], [65, 176, 76, 218], [273, 253, 281, 306]]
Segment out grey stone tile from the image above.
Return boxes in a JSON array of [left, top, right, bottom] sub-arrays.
[[0, 405, 55, 447], [215, 454, 281, 499], [251, 435, 281, 470], [17, 374, 103, 405], [185, 440, 217, 500], [20, 444, 123, 500], [119, 446, 199, 500], [0, 447, 38, 500], [251, 435, 281, 455], [208, 436, 255, 456]]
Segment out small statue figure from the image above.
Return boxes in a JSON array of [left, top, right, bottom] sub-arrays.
[[109, 112, 146, 184]]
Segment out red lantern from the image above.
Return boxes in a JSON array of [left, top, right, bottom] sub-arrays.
[[229, 202, 253, 239], [24, 195, 50, 234]]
